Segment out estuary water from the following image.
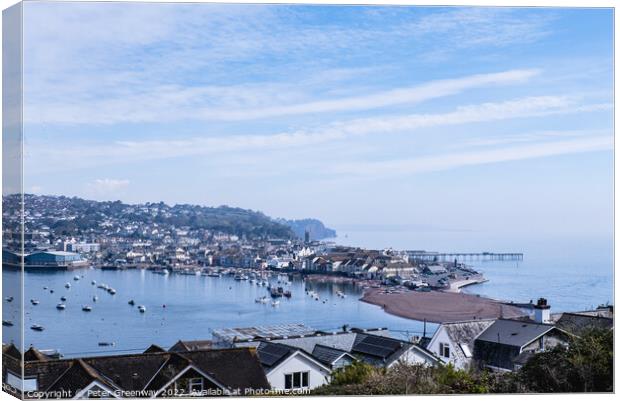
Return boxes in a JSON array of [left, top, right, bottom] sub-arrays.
[[3, 269, 433, 357], [2, 230, 612, 357], [333, 228, 614, 313]]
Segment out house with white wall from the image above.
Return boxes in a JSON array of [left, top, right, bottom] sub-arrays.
[[426, 319, 495, 370], [255, 342, 331, 391]]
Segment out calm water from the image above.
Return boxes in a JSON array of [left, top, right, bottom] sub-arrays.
[[3, 269, 434, 357], [2, 230, 612, 357], [333, 228, 614, 312]]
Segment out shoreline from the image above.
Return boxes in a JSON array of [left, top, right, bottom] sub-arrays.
[[360, 288, 526, 323]]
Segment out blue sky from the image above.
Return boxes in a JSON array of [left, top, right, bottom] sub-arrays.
[[21, 3, 613, 239]]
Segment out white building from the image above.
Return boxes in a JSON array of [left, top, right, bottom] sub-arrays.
[[426, 319, 495, 370], [255, 342, 331, 391]]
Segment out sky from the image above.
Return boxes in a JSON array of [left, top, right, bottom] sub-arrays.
[[19, 3, 613, 241]]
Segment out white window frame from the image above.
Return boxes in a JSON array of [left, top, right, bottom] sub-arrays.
[[284, 371, 310, 390], [439, 342, 451, 358], [188, 377, 204, 394]]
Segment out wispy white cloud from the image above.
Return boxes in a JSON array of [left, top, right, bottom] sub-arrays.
[[25, 69, 540, 125], [331, 136, 613, 177], [22, 3, 556, 126], [26, 94, 611, 173]]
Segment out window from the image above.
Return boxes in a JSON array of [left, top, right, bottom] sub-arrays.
[[439, 342, 450, 358], [188, 378, 204, 394], [6, 372, 37, 392], [284, 371, 310, 389]]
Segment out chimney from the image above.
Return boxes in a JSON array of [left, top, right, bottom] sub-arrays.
[[533, 298, 551, 324]]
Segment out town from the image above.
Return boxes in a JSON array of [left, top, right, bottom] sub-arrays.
[[1, 194, 613, 397], [3, 194, 488, 292]]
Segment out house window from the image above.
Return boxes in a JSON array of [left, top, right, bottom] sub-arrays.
[[284, 372, 309, 389], [6, 372, 37, 392], [439, 342, 450, 358], [188, 378, 204, 394]]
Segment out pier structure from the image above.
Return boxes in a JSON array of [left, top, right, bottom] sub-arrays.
[[407, 251, 523, 262]]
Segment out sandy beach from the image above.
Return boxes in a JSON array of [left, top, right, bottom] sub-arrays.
[[361, 288, 525, 323]]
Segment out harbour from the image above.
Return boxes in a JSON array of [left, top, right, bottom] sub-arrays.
[[3, 267, 434, 357]]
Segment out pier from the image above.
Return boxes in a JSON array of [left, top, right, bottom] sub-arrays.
[[407, 251, 523, 262]]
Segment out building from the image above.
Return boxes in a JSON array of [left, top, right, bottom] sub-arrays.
[[2, 345, 270, 398], [66, 243, 100, 253], [553, 312, 613, 336], [473, 319, 571, 372], [212, 324, 316, 348], [235, 328, 439, 370], [24, 251, 89, 269], [425, 319, 495, 370], [253, 342, 332, 391]]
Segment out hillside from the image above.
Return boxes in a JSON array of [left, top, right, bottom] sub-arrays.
[[9, 194, 333, 241]]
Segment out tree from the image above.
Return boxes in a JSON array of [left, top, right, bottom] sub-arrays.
[[517, 328, 613, 392]]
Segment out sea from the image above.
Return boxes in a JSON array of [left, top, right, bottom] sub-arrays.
[[2, 228, 613, 357]]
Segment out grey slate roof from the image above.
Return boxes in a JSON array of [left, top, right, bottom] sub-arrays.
[[311, 344, 353, 366], [554, 313, 613, 335], [476, 319, 556, 348], [433, 319, 495, 363], [15, 347, 270, 394], [271, 332, 358, 355]]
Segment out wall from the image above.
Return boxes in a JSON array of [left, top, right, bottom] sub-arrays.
[[266, 353, 330, 391]]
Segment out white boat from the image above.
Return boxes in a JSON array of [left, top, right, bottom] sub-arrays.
[[73, 275, 80, 281], [56, 303, 66, 310], [30, 299, 39, 305], [82, 305, 92, 312], [255, 296, 268, 304], [65, 283, 71, 288], [91, 280, 96, 285], [138, 305, 146, 313], [60, 296, 67, 301], [107, 288, 116, 295], [271, 300, 280, 307], [93, 296, 98, 302]]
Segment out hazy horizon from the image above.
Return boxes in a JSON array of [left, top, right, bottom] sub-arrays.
[[17, 3, 613, 241]]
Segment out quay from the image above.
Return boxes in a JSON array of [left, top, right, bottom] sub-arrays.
[[407, 251, 523, 262]]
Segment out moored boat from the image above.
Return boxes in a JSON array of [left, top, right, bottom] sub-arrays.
[[56, 303, 66, 310], [138, 305, 146, 313], [30, 299, 39, 305], [82, 305, 92, 312], [2, 320, 13, 326], [30, 324, 44, 331]]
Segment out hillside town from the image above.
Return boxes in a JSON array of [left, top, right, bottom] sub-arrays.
[[2, 194, 483, 291]]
